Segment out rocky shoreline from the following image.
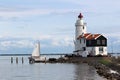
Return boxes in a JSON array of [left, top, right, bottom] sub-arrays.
[[88, 62, 120, 80], [35, 56, 120, 80], [48, 57, 120, 80]]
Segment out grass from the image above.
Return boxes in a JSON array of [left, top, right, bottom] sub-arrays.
[[99, 58, 112, 65]]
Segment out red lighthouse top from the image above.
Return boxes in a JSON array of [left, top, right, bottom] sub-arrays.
[[78, 13, 83, 19]]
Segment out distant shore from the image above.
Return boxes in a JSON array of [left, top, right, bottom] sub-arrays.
[[0, 53, 68, 56], [0, 53, 120, 56]]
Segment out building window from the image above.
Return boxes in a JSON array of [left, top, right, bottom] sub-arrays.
[[88, 40, 91, 45], [80, 39, 81, 43], [97, 40, 100, 45], [84, 39, 86, 43], [99, 47, 103, 51], [102, 40, 105, 45], [83, 47, 86, 51]]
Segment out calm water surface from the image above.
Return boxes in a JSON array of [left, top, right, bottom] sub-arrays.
[[0, 56, 106, 80]]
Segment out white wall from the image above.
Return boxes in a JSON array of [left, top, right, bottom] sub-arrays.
[[94, 47, 107, 55], [86, 47, 95, 55], [86, 46, 107, 56], [94, 47, 99, 55], [80, 38, 86, 47], [75, 40, 79, 51], [75, 38, 86, 51], [75, 46, 107, 56], [104, 47, 107, 55]]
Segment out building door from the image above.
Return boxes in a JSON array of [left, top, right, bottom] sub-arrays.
[[99, 47, 103, 54], [83, 47, 86, 51]]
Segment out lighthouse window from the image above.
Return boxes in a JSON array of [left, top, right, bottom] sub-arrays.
[[83, 26, 84, 29]]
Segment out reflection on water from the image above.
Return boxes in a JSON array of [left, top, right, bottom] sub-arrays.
[[74, 64, 106, 80], [0, 56, 106, 80]]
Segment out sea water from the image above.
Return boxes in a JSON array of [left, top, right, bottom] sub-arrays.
[[0, 56, 106, 80]]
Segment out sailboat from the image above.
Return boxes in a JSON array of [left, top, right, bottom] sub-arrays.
[[28, 41, 46, 63]]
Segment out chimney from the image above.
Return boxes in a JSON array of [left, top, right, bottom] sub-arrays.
[[92, 34, 94, 38]]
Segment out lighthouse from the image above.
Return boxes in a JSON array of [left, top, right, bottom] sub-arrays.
[[75, 13, 87, 39], [75, 13, 87, 51], [74, 13, 107, 57]]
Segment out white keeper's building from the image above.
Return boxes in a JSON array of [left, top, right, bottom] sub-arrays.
[[74, 13, 107, 57]]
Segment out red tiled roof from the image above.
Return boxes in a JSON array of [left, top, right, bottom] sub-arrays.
[[87, 34, 101, 40], [77, 33, 101, 40], [77, 33, 91, 39]]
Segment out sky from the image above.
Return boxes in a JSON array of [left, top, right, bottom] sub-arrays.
[[0, 0, 120, 54]]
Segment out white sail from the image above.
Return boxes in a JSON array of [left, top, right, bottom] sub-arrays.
[[32, 42, 40, 57]]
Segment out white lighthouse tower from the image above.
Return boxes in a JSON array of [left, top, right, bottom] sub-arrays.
[[75, 13, 87, 39], [75, 13, 87, 51]]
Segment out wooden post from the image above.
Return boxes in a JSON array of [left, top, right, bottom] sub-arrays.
[[11, 57, 13, 63], [22, 57, 24, 64], [45, 57, 46, 64], [16, 57, 18, 64], [60, 55, 62, 58]]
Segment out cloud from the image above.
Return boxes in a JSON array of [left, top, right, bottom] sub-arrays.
[[51, 36, 73, 47], [59, 0, 120, 7], [0, 8, 80, 19], [0, 34, 74, 53], [39, 34, 74, 47], [0, 0, 119, 20], [0, 32, 120, 53], [0, 40, 34, 48], [104, 32, 120, 39], [104, 32, 120, 45], [103, 32, 120, 53]]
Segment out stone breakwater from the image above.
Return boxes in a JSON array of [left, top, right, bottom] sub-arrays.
[[51, 57, 120, 80], [37, 56, 120, 80], [88, 62, 120, 80]]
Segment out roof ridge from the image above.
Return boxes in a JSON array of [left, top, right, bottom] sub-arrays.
[[94, 34, 101, 39], [85, 33, 91, 38]]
